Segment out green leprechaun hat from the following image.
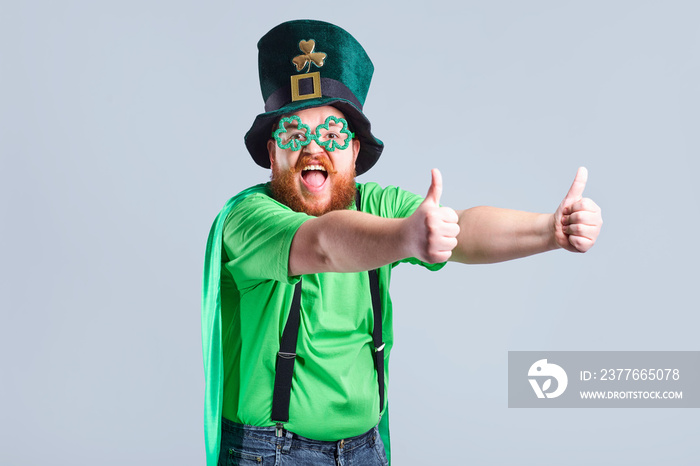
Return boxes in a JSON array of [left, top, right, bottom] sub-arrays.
[[244, 20, 383, 175]]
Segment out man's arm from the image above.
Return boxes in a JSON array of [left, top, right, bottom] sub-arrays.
[[450, 167, 603, 264], [289, 169, 459, 275], [289, 167, 602, 274]]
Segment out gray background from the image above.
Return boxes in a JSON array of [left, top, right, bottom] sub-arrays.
[[1, 1, 698, 464]]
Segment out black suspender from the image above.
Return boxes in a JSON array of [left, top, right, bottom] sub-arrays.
[[270, 279, 303, 423], [271, 189, 385, 429], [362, 191, 386, 416], [368, 268, 385, 414]]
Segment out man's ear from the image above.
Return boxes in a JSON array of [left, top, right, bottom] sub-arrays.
[[267, 139, 276, 167], [352, 138, 360, 165]]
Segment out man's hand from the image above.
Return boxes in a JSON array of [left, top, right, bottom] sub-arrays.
[[404, 169, 460, 263], [553, 167, 603, 253]]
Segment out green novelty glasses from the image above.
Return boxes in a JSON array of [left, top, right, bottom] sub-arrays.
[[273, 115, 355, 152]]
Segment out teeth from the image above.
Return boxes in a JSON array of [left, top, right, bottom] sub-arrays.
[[302, 165, 326, 172]]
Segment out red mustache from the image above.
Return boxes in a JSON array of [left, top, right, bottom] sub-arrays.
[[293, 155, 337, 175]]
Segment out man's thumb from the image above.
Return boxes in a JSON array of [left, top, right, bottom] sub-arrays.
[[424, 168, 443, 205], [563, 166, 588, 204]]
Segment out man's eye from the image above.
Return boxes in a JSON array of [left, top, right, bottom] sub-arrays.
[[288, 131, 306, 140], [319, 130, 343, 140]]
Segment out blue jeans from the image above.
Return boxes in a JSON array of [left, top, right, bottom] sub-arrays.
[[218, 418, 389, 465]]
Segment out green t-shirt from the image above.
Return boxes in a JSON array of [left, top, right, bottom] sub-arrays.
[[219, 182, 443, 441]]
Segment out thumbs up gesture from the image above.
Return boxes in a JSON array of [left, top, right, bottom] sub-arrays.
[[406, 169, 460, 263], [554, 167, 603, 253]]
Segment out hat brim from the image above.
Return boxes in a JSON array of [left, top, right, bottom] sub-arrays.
[[244, 97, 383, 176]]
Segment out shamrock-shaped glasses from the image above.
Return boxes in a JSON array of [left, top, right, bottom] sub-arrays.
[[273, 115, 355, 152]]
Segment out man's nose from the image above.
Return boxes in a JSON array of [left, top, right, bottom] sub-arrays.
[[302, 137, 324, 154]]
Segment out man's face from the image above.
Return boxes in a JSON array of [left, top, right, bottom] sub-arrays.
[[267, 106, 360, 216]]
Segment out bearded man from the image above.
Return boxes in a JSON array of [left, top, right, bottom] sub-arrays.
[[202, 20, 602, 466]]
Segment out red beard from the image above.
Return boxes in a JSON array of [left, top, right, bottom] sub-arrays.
[[270, 156, 356, 216]]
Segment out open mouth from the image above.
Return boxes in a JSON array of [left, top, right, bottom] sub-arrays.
[[300, 164, 329, 191]]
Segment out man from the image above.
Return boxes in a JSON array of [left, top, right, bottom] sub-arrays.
[[202, 20, 602, 465]]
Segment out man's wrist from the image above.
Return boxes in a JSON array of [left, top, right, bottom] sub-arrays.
[[543, 213, 562, 251], [395, 216, 415, 262]]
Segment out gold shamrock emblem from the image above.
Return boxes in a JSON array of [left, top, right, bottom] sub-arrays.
[[292, 39, 327, 73]]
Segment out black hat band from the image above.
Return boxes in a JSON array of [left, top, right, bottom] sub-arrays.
[[264, 77, 364, 112]]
